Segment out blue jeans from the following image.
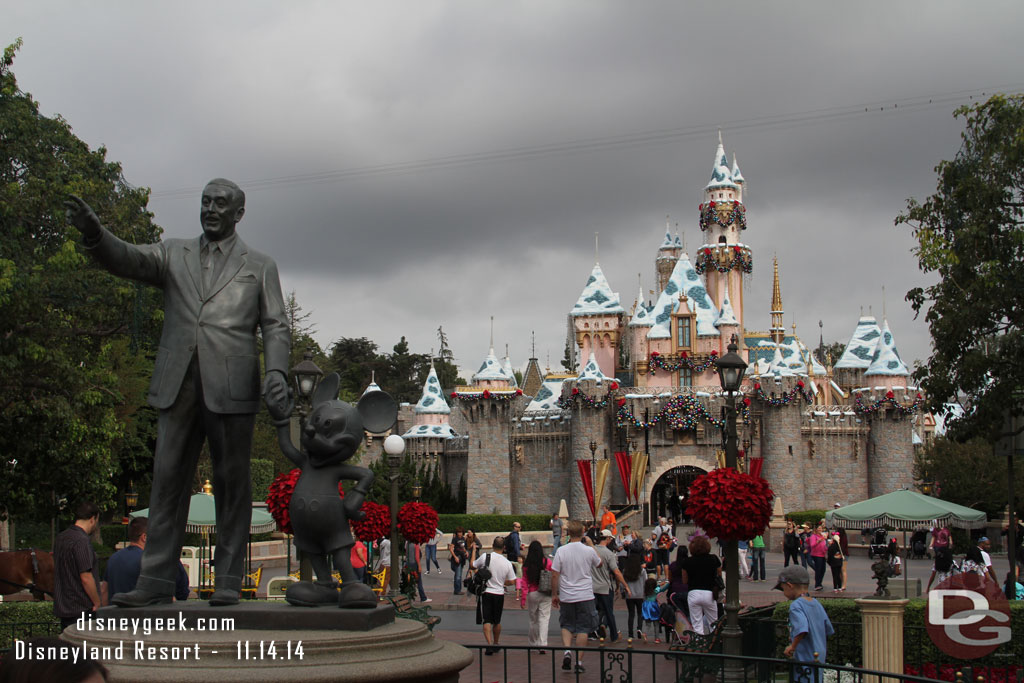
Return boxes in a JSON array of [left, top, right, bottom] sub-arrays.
[[452, 561, 464, 594], [749, 548, 766, 580], [424, 544, 440, 571]]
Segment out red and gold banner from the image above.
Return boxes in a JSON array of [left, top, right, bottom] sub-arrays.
[[576, 460, 595, 518], [613, 451, 632, 503], [749, 457, 764, 480], [594, 460, 610, 515]]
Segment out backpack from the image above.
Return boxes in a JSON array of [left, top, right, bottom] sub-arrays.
[[464, 553, 492, 596], [658, 601, 677, 626]]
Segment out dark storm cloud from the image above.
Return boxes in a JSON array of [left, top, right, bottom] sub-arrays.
[[7, 1, 1024, 377]]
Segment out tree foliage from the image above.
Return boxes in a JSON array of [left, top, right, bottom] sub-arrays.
[[898, 94, 1024, 441], [0, 41, 163, 519], [915, 437, 1024, 518]]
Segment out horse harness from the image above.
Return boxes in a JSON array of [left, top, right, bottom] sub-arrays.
[[0, 549, 53, 596]]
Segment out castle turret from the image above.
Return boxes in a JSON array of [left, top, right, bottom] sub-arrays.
[[570, 262, 624, 379], [864, 319, 911, 392], [628, 285, 654, 380], [770, 257, 785, 344], [656, 219, 681, 294], [833, 315, 882, 393], [698, 136, 751, 334], [402, 360, 458, 460]]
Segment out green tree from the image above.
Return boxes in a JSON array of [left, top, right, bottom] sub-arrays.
[[327, 337, 382, 401], [899, 94, 1024, 441], [379, 337, 429, 404], [434, 325, 466, 391], [915, 437, 1024, 518], [0, 41, 163, 519]]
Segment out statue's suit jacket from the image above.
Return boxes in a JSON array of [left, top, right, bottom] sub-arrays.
[[85, 228, 290, 411]]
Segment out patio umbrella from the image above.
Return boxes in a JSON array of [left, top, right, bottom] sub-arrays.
[[826, 489, 987, 596], [825, 489, 987, 531], [131, 491, 276, 534], [132, 489, 276, 590]]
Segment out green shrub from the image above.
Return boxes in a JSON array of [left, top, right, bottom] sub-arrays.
[[903, 598, 1024, 668], [771, 599, 862, 666], [786, 510, 828, 527], [0, 602, 60, 651], [437, 514, 550, 533]]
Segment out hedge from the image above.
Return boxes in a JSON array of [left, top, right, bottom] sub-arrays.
[[903, 598, 1024, 669], [0, 602, 60, 652], [771, 599, 862, 666], [436, 514, 550, 533], [786, 510, 828, 527], [771, 597, 1024, 670]]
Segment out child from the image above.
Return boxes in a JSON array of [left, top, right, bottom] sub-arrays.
[[774, 566, 834, 683], [640, 577, 665, 643]]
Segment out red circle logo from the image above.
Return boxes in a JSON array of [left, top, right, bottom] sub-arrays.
[[925, 574, 1011, 659]]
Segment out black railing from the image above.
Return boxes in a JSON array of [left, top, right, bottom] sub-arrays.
[[461, 644, 950, 683], [1, 620, 63, 655]]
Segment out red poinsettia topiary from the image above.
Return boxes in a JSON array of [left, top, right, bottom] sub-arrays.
[[351, 501, 391, 542], [267, 469, 301, 534], [397, 501, 439, 544], [266, 468, 381, 537], [685, 467, 774, 542]]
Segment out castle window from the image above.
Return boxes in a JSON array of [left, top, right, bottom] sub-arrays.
[[673, 313, 692, 351], [718, 236, 727, 244], [680, 367, 692, 387]]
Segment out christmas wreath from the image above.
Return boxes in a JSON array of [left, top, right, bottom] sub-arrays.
[[397, 501, 439, 544], [685, 467, 774, 541]]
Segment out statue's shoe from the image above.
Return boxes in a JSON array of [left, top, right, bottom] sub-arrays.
[[209, 589, 240, 606], [111, 589, 173, 607], [286, 581, 339, 607], [337, 581, 377, 609]]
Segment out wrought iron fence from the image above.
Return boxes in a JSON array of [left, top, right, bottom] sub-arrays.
[[0, 620, 63, 655], [461, 643, 950, 683]]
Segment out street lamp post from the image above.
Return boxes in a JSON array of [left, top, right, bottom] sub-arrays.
[[384, 434, 406, 596], [124, 481, 139, 544], [289, 348, 323, 583], [715, 334, 748, 683]]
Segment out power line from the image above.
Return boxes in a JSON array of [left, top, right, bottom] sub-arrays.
[[149, 83, 1024, 200]]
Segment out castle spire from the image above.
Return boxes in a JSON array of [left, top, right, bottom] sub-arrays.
[[770, 256, 785, 344]]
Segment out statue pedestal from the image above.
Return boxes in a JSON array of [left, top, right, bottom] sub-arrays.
[[61, 603, 472, 683]]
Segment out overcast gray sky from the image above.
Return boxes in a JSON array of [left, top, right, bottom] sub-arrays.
[[9, 2, 1024, 382]]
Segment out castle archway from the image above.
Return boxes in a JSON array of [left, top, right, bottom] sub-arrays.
[[645, 453, 716, 524]]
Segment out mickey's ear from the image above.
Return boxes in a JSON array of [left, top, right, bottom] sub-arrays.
[[357, 390, 398, 434], [312, 373, 340, 406]]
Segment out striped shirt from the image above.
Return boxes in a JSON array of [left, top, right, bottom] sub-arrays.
[[53, 525, 98, 619]]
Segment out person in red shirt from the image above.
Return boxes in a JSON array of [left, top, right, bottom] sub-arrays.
[[351, 540, 368, 583]]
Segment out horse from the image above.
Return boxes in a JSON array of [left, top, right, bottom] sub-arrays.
[[0, 549, 54, 600]]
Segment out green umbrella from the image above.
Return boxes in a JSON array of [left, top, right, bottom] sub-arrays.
[[825, 489, 987, 531], [131, 492, 276, 534], [826, 489, 987, 598], [131, 490, 276, 593]]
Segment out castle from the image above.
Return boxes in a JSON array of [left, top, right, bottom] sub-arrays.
[[369, 137, 923, 523]]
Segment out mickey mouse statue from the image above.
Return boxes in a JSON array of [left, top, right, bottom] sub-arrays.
[[266, 372, 397, 608]]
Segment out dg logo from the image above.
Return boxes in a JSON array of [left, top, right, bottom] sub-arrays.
[[926, 575, 1011, 659]]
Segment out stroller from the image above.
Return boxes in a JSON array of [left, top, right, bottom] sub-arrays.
[[909, 528, 931, 560], [867, 527, 888, 559]]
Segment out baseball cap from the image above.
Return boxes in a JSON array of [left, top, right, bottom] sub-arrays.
[[600, 529, 614, 538], [978, 536, 989, 542], [833, 503, 841, 508], [773, 565, 810, 590]]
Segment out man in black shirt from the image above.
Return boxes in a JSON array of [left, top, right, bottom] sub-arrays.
[[53, 502, 101, 629]]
